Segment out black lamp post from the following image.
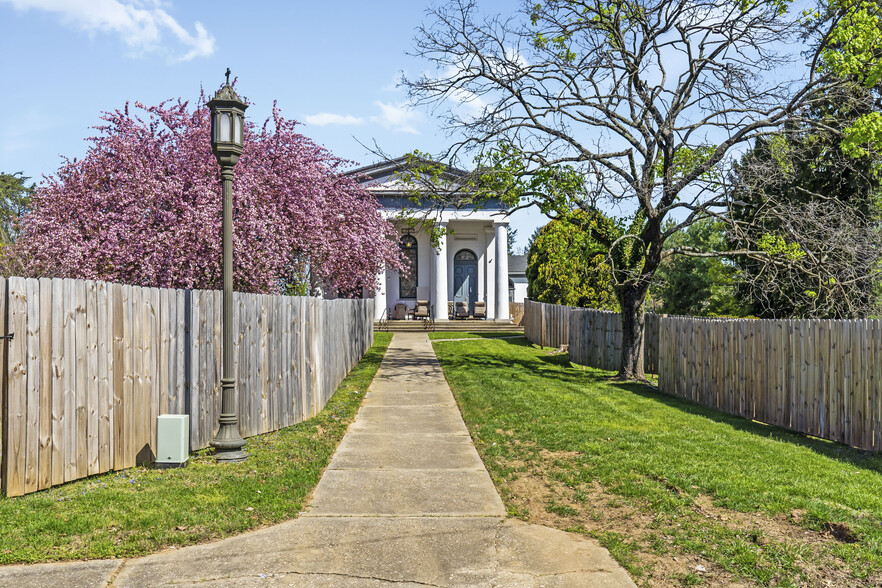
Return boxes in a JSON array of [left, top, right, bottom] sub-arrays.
[[208, 69, 248, 463]]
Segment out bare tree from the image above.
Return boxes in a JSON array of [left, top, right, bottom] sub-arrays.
[[727, 96, 882, 319], [734, 200, 880, 318], [405, 0, 875, 379]]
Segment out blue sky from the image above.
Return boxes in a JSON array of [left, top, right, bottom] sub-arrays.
[[0, 0, 540, 249]]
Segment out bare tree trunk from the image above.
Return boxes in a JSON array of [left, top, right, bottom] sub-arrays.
[[617, 285, 647, 380]]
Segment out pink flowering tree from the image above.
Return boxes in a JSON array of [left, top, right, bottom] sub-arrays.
[[12, 96, 402, 295]]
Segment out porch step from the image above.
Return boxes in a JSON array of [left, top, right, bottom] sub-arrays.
[[374, 321, 524, 333]]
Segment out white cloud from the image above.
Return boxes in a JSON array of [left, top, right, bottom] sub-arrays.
[[436, 65, 488, 118], [448, 87, 486, 117], [432, 48, 526, 117], [381, 71, 404, 93], [504, 47, 530, 70], [0, 0, 215, 61], [371, 101, 421, 135], [303, 112, 365, 127], [303, 100, 422, 134]]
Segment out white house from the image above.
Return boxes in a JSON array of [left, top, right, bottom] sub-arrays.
[[348, 156, 513, 322], [508, 254, 529, 304]]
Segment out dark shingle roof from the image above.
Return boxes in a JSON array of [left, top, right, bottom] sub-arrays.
[[508, 254, 527, 275]]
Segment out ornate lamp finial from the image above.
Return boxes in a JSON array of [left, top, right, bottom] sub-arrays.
[[208, 70, 247, 166]]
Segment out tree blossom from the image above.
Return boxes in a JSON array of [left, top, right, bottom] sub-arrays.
[[13, 96, 403, 295]]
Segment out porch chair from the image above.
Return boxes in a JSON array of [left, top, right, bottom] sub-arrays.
[[455, 301, 470, 319], [414, 300, 431, 319], [473, 301, 487, 319]]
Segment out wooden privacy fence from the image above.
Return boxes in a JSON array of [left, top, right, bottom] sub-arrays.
[[525, 300, 882, 452], [1, 276, 374, 497], [568, 309, 660, 374], [523, 299, 573, 348], [658, 316, 882, 452], [524, 300, 659, 373]]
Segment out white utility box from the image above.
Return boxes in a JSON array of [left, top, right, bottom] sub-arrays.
[[156, 414, 189, 468]]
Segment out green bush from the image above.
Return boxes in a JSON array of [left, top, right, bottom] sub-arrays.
[[526, 209, 618, 309]]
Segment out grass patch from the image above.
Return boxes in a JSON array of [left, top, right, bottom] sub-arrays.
[[428, 331, 525, 340], [0, 332, 392, 564], [432, 337, 882, 587]]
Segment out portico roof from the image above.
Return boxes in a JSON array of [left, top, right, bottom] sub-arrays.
[[346, 155, 507, 212]]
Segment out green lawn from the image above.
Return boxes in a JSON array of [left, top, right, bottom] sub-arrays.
[[0, 332, 392, 564], [427, 331, 525, 340], [432, 336, 882, 587]]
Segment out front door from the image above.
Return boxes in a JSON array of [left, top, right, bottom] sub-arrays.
[[453, 249, 478, 315]]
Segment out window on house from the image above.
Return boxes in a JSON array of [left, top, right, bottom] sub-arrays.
[[399, 234, 418, 298]]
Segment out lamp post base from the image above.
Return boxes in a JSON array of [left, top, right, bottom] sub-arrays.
[[210, 406, 247, 463], [211, 443, 248, 463], [212, 448, 247, 463], [210, 427, 247, 463]]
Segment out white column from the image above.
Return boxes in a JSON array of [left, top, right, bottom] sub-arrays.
[[433, 224, 449, 321], [374, 266, 387, 320], [495, 223, 510, 322], [477, 235, 486, 312], [484, 226, 496, 320]]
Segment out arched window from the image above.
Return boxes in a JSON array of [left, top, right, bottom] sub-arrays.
[[454, 249, 477, 261], [399, 234, 418, 298]]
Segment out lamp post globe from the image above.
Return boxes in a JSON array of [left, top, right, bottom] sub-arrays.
[[208, 69, 248, 463], [208, 71, 247, 166]]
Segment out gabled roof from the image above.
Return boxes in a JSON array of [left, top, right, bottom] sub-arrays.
[[347, 154, 508, 212], [346, 155, 468, 184], [345, 155, 470, 192]]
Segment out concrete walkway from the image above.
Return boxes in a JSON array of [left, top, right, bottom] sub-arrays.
[[0, 333, 635, 587]]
